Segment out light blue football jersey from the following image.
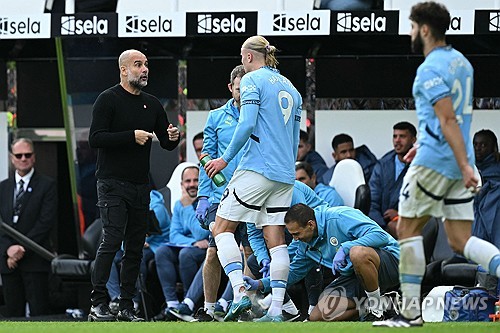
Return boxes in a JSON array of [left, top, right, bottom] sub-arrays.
[[221, 66, 302, 184], [411, 46, 475, 179]]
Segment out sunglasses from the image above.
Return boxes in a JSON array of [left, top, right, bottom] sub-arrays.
[[13, 153, 34, 159]]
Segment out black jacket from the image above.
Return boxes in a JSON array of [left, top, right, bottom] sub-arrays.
[[0, 170, 57, 274]]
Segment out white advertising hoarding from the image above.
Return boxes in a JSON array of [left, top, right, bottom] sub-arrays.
[[118, 12, 186, 37], [258, 10, 331, 36], [0, 14, 51, 39]]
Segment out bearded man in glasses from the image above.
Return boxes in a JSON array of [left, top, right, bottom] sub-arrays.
[[0, 137, 57, 317]]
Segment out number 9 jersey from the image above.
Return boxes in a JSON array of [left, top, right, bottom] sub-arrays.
[[228, 66, 303, 185]]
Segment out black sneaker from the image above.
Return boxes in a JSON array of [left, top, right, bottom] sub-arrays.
[[372, 314, 424, 327], [382, 291, 401, 319], [191, 308, 216, 322], [88, 303, 116, 322], [362, 309, 384, 322], [282, 310, 301, 322], [117, 308, 145, 322], [152, 307, 177, 322]]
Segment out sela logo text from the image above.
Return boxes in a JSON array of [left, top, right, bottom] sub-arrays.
[[197, 14, 245, 34], [447, 16, 462, 31], [490, 12, 500, 31], [125, 15, 172, 33], [61, 15, 108, 35], [273, 13, 321, 32], [0, 17, 42, 35], [337, 12, 386, 32]]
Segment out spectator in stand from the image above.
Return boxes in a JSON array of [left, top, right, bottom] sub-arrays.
[[473, 129, 500, 248], [368, 122, 417, 238], [321, 133, 377, 185], [297, 130, 329, 181], [295, 161, 343, 208]]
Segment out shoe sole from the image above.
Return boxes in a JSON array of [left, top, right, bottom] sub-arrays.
[[190, 318, 216, 322], [283, 313, 301, 322], [253, 315, 284, 322], [169, 310, 194, 322], [88, 314, 116, 322], [372, 318, 424, 327]]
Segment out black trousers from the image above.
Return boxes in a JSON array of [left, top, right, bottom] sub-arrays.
[[1, 270, 49, 317], [91, 179, 150, 310]]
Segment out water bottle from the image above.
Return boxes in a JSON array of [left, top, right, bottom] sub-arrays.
[[199, 153, 226, 187]]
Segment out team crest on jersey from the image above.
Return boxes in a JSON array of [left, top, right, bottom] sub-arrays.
[[329, 237, 338, 246], [224, 115, 234, 126]]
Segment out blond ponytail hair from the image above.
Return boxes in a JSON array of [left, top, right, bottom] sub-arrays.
[[242, 35, 279, 68]]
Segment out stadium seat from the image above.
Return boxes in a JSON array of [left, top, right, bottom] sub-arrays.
[[51, 219, 102, 281], [51, 218, 103, 310], [157, 185, 172, 217], [329, 159, 371, 215], [422, 217, 484, 296]]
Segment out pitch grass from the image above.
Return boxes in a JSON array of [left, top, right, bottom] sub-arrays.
[[0, 321, 499, 333]]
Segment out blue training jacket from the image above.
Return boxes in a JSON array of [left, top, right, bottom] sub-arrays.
[[261, 205, 399, 292], [198, 98, 243, 204], [368, 150, 408, 228], [170, 200, 210, 246], [146, 190, 171, 253]]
